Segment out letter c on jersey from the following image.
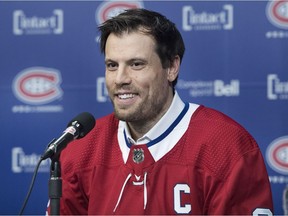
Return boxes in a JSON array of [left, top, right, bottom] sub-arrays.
[[174, 184, 191, 214]]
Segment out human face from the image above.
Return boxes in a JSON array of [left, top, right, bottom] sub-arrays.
[[105, 31, 175, 128]]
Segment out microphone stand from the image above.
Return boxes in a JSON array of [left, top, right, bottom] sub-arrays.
[[49, 153, 62, 216]]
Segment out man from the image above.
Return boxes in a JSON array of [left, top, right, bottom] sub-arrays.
[[49, 8, 273, 215]]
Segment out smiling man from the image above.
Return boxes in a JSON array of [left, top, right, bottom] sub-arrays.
[[48, 8, 274, 215], [105, 30, 178, 139]]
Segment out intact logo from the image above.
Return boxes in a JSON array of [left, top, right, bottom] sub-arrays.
[[267, 74, 288, 100], [96, 77, 109, 102], [182, 4, 233, 31], [12, 67, 63, 105], [12, 147, 50, 173], [13, 9, 64, 35], [266, 0, 288, 30], [96, 1, 144, 25], [266, 136, 288, 175]]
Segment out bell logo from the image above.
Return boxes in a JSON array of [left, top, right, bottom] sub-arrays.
[[214, 80, 239, 97]]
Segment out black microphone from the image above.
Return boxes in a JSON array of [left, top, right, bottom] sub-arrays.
[[41, 112, 95, 160]]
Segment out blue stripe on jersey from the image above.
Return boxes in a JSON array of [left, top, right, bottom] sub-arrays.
[[124, 102, 190, 148]]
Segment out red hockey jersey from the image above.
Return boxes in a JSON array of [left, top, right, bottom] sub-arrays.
[[49, 104, 273, 215]]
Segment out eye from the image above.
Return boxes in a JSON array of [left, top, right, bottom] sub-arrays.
[[106, 61, 118, 71], [131, 61, 145, 70]]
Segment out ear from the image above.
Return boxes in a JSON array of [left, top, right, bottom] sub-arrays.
[[167, 55, 180, 82]]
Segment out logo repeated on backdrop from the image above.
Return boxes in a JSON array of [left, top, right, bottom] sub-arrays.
[[12, 67, 64, 113], [95, 0, 144, 25], [13, 9, 64, 35], [96, 77, 109, 102], [182, 4, 233, 31], [177, 79, 240, 97], [266, 136, 288, 184], [267, 74, 288, 100], [265, 0, 288, 38], [11, 147, 50, 173]]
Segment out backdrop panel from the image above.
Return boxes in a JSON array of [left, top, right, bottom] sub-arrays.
[[0, 0, 287, 214]]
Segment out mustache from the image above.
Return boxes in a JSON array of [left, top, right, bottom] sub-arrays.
[[113, 84, 138, 93]]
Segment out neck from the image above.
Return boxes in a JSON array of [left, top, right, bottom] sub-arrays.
[[127, 94, 175, 141], [127, 118, 158, 141]]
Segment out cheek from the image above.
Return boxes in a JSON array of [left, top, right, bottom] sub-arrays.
[[105, 75, 114, 91], [105, 69, 116, 81], [156, 71, 170, 87], [148, 74, 169, 94]]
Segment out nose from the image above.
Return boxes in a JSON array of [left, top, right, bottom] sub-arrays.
[[115, 66, 131, 86]]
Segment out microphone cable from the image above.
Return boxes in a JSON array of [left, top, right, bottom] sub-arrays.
[[18, 112, 95, 215], [19, 157, 44, 215]]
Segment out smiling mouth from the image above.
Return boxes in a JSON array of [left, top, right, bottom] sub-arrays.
[[117, 93, 137, 99]]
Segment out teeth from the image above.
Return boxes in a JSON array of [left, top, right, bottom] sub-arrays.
[[118, 94, 135, 99]]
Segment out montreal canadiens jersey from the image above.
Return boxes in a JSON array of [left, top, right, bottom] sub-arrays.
[[49, 103, 273, 215]]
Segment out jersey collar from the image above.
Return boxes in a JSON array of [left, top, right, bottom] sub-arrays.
[[121, 91, 186, 146]]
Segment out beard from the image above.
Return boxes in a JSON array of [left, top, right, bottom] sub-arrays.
[[112, 92, 167, 124], [113, 100, 146, 122]]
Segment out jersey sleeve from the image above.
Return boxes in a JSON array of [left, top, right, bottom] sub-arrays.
[[208, 148, 274, 215]]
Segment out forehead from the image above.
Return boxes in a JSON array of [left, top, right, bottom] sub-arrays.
[[105, 31, 157, 59]]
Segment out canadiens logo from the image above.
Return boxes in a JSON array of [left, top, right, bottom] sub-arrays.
[[12, 67, 63, 105], [266, 0, 288, 29], [96, 1, 144, 24], [266, 136, 288, 175]]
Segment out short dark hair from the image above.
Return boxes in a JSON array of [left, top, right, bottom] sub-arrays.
[[98, 8, 185, 87]]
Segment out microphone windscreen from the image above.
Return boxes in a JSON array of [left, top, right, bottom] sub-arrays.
[[68, 112, 95, 138]]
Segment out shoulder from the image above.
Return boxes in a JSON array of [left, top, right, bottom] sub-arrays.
[[60, 113, 119, 177], [92, 113, 119, 138], [192, 105, 244, 127], [185, 105, 260, 179], [190, 105, 256, 147]]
